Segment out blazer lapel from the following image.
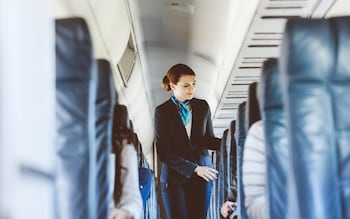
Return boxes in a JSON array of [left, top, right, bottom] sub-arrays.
[[190, 99, 197, 144], [168, 100, 189, 140]]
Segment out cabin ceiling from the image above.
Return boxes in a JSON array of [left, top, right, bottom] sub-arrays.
[[129, 0, 339, 137]]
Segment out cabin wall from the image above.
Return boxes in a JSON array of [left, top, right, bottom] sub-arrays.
[[54, 0, 155, 166], [0, 0, 55, 218]]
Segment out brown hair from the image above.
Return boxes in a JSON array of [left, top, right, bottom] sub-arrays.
[[112, 105, 137, 205], [162, 63, 196, 91]]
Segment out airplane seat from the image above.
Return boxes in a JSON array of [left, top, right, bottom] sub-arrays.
[[55, 18, 97, 219], [136, 139, 159, 219], [95, 59, 116, 219], [207, 131, 224, 219], [207, 130, 226, 219], [259, 58, 288, 219], [235, 101, 248, 219], [281, 16, 350, 219], [228, 120, 237, 202], [223, 127, 234, 202], [245, 82, 262, 132], [216, 129, 229, 219], [134, 134, 153, 210], [207, 150, 219, 219], [236, 82, 261, 219]]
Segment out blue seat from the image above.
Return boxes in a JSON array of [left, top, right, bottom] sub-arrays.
[[135, 133, 153, 210], [218, 129, 229, 218], [235, 82, 262, 219], [228, 120, 237, 202], [245, 82, 261, 131], [95, 59, 115, 219], [235, 101, 248, 219], [207, 131, 227, 219], [259, 58, 288, 219], [281, 16, 350, 219], [223, 125, 235, 202], [55, 18, 97, 219]]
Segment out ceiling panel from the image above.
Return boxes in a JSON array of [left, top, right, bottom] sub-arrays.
[[212, 0, 336, 136]]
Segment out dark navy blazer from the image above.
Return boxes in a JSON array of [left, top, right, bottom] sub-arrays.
[[155, 98, 221, 184]]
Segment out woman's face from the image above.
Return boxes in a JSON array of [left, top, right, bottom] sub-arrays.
[[170, 74, 196, 102]]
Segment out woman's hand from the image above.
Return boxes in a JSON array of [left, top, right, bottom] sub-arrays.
[[220, 201, 236, 218], [110, 208, 131, 219], [194, 166, 218, 182]]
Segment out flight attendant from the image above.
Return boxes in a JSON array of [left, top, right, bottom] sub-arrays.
[[155, 63, 221, 219]]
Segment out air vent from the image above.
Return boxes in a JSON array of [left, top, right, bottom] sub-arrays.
[[261, 15, 301, 19], [269, 0, 307, 2], [242, 57, 269, 60], [216, 112, 237, 119], [222, 103, 240, 109], [266, 6, 304, 9], [235, 77, 260, 84], [226, 91, 248, 98], [235, 68, 262, 78], [238, 66, 261, 69], [262, 0, 307, 18], [241, 60, 264, 64], [166, 2, 195, 14], [248, 44, 279, 47]]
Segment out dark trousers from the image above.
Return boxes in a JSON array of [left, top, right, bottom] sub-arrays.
[[161, 176, 212, 219]]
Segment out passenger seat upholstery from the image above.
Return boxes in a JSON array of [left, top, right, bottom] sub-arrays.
[[228, 120, 237, 202], [259, 58, 288, 219], [95, 59, 115, 219], [235, 101, 248, 219], [55, 18, 97, 219], [281, 16, 350, 219], [245, 82, 261, 131]]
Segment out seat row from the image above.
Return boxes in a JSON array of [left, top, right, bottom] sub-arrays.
[[55, 17, 158, 219], [225, 16, 350, 219]]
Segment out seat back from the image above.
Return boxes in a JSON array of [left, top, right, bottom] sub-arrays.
[[55, 18, 97, 219], [208, 130, 227, 219], [218, 129, 229, 217], [95, 59, 116, 219], [235, 101, 248, 219], [228, 120, 237, 201], [223, 125, 234, 202], [135, 133, 153, 209], [260, 58, 288, 219], [245, 82, 261, 131], [281, 16, 350, 219]]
